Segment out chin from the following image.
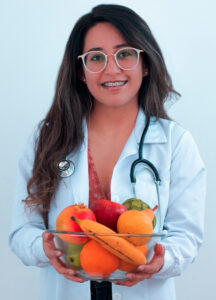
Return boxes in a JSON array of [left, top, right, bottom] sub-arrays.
[[94, 93, 138, 108]]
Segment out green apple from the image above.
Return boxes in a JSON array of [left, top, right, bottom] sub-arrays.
[[65, 243, 85, 270], [122, 198, 150, 210]]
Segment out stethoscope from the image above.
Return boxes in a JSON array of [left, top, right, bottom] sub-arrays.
[[57, 118, 163, 232], [130, 118, 162, 232]]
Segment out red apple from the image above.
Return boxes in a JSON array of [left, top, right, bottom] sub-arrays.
[[90, 199, 127, 231], [56, 203, 96, 244]]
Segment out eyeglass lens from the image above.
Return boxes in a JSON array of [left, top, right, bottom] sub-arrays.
[[84, 48, 139, 72]]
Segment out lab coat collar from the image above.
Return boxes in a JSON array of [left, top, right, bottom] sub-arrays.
[[134, 108, 167, 144]]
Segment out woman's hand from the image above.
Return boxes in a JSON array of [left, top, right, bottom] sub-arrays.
[[42, 232, 86, 282], [113, 243, 165, 287]]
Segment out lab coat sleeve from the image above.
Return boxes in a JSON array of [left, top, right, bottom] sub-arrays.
[[153, 130, 206, 279], [8, 127, 49, 267]]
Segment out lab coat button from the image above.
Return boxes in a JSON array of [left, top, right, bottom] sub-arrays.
[[113, 292, 122, 300], [112, 195, 120, 202]]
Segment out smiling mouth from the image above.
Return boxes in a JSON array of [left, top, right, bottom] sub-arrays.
[[102, 80, 128, 87]]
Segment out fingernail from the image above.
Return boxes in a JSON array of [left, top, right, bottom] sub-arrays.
[[56, 251, 62, 256], [68, 270, 75, 275], [126, 274, 134, 280], [137, 265, 145, 271], [155, 244, 163, 254]]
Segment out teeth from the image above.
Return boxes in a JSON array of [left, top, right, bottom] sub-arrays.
[[103, 81, 126, 87]]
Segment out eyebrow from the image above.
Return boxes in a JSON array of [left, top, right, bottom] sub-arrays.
[[86, 43, 129, 52]]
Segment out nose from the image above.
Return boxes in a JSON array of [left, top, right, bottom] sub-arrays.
[[104, 54, 121, 74]]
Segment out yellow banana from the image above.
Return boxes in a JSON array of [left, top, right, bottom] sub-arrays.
[[71, 216, 146, 265]]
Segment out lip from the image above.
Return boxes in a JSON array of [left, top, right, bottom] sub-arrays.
[[101, 80, 128, 91]]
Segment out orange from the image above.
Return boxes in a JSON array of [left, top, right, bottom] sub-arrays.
[[118, 244, 147, 272], [117, 210, 153, 245], [80, 239, 119, 277], [142, 209, 154, 220]]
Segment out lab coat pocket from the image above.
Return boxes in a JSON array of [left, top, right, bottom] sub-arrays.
[[135, 170, 158, 209]]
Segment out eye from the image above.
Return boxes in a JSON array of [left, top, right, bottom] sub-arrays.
[[117, 49, 137, 60], [118, 51, 132, 58], [90, 54, 105, 62]]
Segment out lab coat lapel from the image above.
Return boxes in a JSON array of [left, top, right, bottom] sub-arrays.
[[66, 120, 89, 207]]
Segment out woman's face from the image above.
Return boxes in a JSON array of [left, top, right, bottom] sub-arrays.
[[81, 22, 147, 110]]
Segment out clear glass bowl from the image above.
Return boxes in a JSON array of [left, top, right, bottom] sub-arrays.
[[46, 230, 166, 281]]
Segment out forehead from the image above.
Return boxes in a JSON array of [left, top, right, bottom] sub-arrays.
[[83, 22, 128, 52]]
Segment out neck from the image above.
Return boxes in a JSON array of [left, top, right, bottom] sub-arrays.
[[87, 102, 139, 137]]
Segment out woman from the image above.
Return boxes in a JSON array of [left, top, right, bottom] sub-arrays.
[[9, 4, 206, 300]]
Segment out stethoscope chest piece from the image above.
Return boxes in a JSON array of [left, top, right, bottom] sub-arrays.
[[58, 160, 75, 178]]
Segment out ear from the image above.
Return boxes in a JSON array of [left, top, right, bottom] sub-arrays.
[[78, 68, 86, 82], [79, 74, 86, 84], [143, 68, 148, 77]]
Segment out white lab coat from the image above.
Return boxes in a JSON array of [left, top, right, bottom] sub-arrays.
[[9, 109, 206, 300]]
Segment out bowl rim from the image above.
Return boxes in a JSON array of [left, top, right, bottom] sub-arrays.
[[46, 229, 166, 237]]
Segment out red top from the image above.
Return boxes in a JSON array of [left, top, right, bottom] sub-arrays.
[[88, 148, 111, 208]]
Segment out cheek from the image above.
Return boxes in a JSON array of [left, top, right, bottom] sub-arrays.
[[85, 72, 99, 88], [130, 68, 143, 90], [85, 77, 98, 96], [137, 63, 145, 81]]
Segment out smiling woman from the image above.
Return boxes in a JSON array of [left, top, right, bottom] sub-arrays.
[[80, 22, 145, 109], [9, 3, 206, 300]]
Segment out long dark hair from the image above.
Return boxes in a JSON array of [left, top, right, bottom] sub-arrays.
[[24, 4, 180, 219]]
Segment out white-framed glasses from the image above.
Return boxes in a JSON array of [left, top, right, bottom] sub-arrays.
[[78, 47, 144, 73]]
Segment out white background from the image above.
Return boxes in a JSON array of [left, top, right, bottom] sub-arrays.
[[1, 0, 215, 299]]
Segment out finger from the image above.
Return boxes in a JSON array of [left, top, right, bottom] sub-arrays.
[[137, 244, 165, 273], [50, 257, 68, 273], [51, 260, 84, 281], [154, 243, 164, 255], [50, 260, 86, 282], [42, 234, 63, 259], [113, 280, 140, 287], [42, 233, 56, 249], [64, 274, 87, 282], [44, 246, 62, 260], [47, 249, 63, 260], [64, 268, 86, 281], [42, 232, 53, 242], [126, 273, 152, 281], [136, 263, 160, 274]]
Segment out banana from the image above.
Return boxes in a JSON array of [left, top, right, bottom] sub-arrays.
[[71, 216, 146, 266]]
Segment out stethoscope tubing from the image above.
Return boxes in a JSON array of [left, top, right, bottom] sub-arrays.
[[130, 118, 163, 232]]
